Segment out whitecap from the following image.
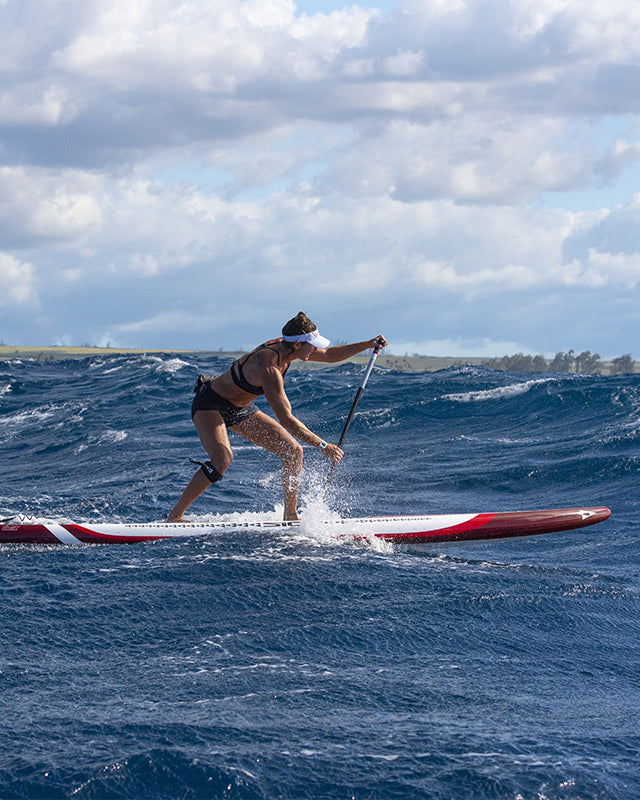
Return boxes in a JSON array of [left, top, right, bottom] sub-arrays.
[[74, 429, 127, 454], [0, 406, 56, 428], [442, 378, 550, 403], [145, 355, 194, 373], [157, 357, 192, 373], [100, 429, 128, 444]]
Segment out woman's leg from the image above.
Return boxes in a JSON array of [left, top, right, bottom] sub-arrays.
[[232, 411, 304, 521], [166, 411, 233, 522]]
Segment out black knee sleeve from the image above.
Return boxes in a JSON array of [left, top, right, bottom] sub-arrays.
[[190, 459, 223, 484]]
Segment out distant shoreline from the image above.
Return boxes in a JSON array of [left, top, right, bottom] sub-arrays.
[[0, 344, 481, 372], [0, 344, 635, 374], [0, 344, 198, 361]]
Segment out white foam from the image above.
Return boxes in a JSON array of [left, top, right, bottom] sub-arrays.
[[150, 356, 193, 374], [442, 378, 550, 403], [100, 429, 128, 444], [74, 429, 127, 454], [0, 406, 56, 428]]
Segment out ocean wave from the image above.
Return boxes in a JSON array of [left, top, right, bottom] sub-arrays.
[[441, 377, 551, 403], [67, 750, 264, 800], [0, 405, 57, 431], [147, 355, 194, 373], [0, 351, 638, 800], [75, 430, 128, 454]]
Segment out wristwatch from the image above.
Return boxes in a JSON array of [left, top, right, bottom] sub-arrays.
[[317, 440, 328, 450]]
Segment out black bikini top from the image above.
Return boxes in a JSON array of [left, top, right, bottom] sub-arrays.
[[230, 343, 289, 396]]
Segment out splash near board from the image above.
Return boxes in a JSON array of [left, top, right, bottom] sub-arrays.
[[0, 507, 611, 546]]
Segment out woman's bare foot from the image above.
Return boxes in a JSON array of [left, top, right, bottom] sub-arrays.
[[166, 514, 189, 523]]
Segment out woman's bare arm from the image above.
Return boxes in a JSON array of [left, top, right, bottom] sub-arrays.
[[262, 368, 342, 461], [309, 336, 387, 363]]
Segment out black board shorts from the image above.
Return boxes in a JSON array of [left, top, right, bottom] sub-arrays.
[[191, 382, 259, 428]]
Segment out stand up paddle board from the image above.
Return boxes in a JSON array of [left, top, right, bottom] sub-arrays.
[[0, 507, 611, 546]]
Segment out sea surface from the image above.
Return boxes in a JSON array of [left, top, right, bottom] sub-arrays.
[[0, 353, 638, 799]]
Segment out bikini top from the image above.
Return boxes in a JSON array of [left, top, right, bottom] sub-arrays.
[[230, 343, 289, 396]]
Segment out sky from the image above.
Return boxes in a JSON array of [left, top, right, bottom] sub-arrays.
[[1, 0, 639, 359]]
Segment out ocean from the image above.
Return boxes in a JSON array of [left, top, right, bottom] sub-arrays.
[[0, 353, 638, 799]]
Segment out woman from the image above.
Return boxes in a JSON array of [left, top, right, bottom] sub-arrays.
[[167, 312, 387, 522]]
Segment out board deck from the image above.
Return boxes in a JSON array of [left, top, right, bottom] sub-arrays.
[[0, 507, 611, 546]]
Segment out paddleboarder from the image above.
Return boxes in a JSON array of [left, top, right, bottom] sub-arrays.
[[167, 312, 387, 522]]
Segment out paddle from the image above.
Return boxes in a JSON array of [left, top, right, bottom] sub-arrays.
[[324, 340, 383, 493]]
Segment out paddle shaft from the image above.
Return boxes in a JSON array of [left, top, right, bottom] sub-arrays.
[[325, 345, 380, 489]]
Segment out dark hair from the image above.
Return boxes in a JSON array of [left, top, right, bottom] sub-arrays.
[[282, 311, 316, 336]]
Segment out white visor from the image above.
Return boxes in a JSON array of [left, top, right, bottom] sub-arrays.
[[282, 329, 330, 349]]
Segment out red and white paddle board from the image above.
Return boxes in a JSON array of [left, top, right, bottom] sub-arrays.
[[0, 507, 611, 546]]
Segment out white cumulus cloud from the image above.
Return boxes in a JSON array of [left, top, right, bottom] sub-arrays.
[[0, 0, 638, 357], [0, 253, 36, 306]]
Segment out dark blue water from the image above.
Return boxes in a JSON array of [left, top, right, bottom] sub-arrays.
[[1, 354, 638, 799]]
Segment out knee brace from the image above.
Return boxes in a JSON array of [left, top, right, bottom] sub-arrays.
[[190, 459, 223, 484]]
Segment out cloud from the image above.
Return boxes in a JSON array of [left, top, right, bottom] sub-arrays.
[[0, 253, 36, 306], [322, 114, 599, 204], [559, 195, 640, 294], [596, 138, 640, 184], [0, 0, 374, 168], [0, 166, 103, 247], [389, 337, 533, 358], [0, 0, 639, 356]]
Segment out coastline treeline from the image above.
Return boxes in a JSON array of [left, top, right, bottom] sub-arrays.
[[485, 350, 635, 375]]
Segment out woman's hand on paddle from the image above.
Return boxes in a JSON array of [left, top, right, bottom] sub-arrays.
[[323, 443, 344, 463], [370, 335, 387, 350]]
